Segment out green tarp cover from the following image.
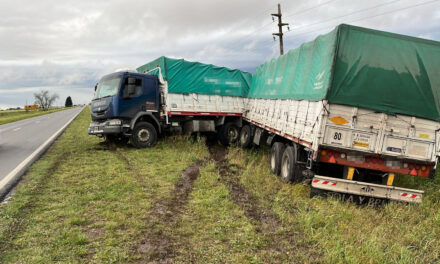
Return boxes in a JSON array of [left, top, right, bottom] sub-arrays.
[[250, 24, 440, 122], [136, 56, 251, 97]]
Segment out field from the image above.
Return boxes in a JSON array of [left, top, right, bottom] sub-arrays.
[[1, 107, 440, 263], [0, 107, 68, 125]]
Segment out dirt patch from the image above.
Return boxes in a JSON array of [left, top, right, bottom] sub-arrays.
[[208, 145, 282, 233], [133, 161, 202, 263]]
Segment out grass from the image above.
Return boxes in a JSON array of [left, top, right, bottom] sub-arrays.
[[1, 106, 440, 263], [0, 107, 69, 125]]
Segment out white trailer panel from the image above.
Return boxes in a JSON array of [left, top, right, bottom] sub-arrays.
[[244, 98, 440, 163]]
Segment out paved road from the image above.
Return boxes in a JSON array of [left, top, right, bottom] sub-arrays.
[[0, 107, 83, 185]]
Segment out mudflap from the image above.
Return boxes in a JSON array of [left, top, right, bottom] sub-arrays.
[[310, 187, 392, 207]]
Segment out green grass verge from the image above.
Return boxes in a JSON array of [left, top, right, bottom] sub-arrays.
[[0, 107, 69, 125], [228, 146, 440, 264], [1, 107, 440, 263]]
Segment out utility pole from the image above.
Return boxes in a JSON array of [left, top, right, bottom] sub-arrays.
[[271, 3, 289, 55]]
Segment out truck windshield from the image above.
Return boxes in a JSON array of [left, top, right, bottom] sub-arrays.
[[93, 76, 121, 100]]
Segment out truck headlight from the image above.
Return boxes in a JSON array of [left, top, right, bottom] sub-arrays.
[[108, 119, 122, 126]]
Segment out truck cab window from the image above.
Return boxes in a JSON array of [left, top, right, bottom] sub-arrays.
[[93, 76, 121, 100], [123, 77, 142, 98]]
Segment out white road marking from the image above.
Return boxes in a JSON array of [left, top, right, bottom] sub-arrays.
[[0, 108, 84, 194], [12, 127, 21, 132]]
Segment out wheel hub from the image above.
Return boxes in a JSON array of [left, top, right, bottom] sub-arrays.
[[281, 156, 290, 178], [228, 127, 238, 142], [270, 153, 276, 170], [241, 130, 248, 143], [138, 129, 151, 142]]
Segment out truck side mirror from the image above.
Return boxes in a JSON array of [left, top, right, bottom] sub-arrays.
[[94, 83, 98, 91]]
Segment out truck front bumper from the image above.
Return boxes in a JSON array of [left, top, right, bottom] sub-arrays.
[[311, 175, 423, 204], [88, 120, 126, 135]]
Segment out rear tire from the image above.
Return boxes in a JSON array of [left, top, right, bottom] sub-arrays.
[[270, 142, 285, 175], [280, 146, 296, 183], [131, 122, 157, 148], [239, 125, 252, 148], [218, 122, 240, 146]]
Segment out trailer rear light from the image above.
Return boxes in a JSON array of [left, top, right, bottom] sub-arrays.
[[415, 165, 421, 170], [403, 163, 408, 168], [321, 150, 327, 156], [372, 158, 377, 163], [340, 153, 346, 159], [422, 165, 427, 171]]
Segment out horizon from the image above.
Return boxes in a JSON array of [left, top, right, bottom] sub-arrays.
[[1, 0, 439, 109]]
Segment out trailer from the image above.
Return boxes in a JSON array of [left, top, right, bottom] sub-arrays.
[[240, 24, 440, 204]]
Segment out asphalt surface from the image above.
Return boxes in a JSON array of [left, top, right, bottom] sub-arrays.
[[0, 107, 83, 183]]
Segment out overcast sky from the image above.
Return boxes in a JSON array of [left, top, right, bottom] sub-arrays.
[[0, 0, 439, 109]]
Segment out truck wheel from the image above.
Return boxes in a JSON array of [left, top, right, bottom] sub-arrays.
[[280, 146, 296, 183], [270, 142, 285, 175], [239, 125, 252, 148], [131, 122, 157, 148], [218, 122, 240, 146]]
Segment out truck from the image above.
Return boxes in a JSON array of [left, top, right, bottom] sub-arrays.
[[89, 24, 440, 204], [242, 24, 440, 205], [88, 57, 251, 148]]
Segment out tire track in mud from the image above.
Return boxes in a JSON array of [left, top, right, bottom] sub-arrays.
[[126, 155, 204, 263], [208, 145, 282, 233], [208, 145, 317, 261], [89, 143, 203, 263]]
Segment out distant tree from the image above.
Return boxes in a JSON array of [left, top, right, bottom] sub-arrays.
[[34, 90, 59, 111], [65, 96, 73, 107]]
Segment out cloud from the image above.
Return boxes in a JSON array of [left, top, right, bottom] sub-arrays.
[[0, 0, 439, 107]]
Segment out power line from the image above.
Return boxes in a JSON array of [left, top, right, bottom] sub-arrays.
[[284, 0, 440, 40], [228, 0, 337, 51], [284, 0, 340, 19], [286, 0, 403, 34]]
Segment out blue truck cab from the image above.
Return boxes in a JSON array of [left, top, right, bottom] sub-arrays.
[[88, 71, 162, 148]]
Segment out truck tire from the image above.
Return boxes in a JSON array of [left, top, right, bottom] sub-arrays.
[[270, 142, 285, 175], [280, 146, 296, 183], [218, 122, 240, 146], [239, 125, 252, 148], [131, 122, 157, 148]]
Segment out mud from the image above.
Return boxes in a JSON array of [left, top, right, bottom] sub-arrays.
[[133, 161, 202, 263], [208, 144, 282, 233], [207, 145, 321, 262]]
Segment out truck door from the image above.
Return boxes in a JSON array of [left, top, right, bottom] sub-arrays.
[[118, 75, 158, 118]]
